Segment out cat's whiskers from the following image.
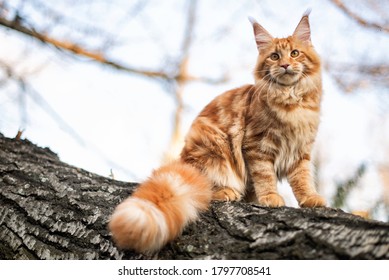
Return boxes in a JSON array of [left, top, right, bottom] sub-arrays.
[[267, 78, 277, 105], [301, 72, 320, 93], [253, 73, 273, 102], [254, 69, 270, 75]]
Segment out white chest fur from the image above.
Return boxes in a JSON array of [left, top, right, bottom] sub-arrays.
[[273, 107, 319, 178]]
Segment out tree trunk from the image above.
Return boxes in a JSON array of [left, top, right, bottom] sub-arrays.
[[0, 133, 388, 259]]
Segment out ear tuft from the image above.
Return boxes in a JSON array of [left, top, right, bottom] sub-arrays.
[[249, 17, 273, 51], [248, 16, 257, 25], [302, 8, 312, 18], [293, 9, 312, 44]]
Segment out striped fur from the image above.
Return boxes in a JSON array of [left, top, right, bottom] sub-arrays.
[[109, 11, 325, 253], [109, 161, 212, 253]]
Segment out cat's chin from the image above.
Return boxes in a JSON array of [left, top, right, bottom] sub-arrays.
[[275, 75, 300, 86]]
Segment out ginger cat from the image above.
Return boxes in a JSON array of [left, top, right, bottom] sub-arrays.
[[109, 10, 326, 253]]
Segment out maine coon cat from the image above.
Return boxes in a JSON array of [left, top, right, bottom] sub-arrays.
[[109, 10, 326, 253]]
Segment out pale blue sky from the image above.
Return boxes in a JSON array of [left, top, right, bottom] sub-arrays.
[[1, 0, 388, 219]]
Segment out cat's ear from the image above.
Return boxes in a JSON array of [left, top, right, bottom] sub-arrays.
[[293, 9, 311, 44], [249, 17, 273, 51]]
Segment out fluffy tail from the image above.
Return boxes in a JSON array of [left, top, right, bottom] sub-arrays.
[[109, 160, 212, 253]]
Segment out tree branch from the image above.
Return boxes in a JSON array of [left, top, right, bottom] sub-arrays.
[[1, 133, 389, 259], [325, 61, 389, 91], [0, 15, 171, 80], [330, 0, 389, 33]]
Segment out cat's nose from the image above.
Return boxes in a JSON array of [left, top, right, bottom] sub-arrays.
[[280, 64, 290, 69]]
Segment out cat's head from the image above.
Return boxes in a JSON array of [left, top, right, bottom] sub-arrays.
[[250, 10, 320, 86]]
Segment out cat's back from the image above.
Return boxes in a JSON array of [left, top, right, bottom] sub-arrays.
[[197, 84, 254, 126]]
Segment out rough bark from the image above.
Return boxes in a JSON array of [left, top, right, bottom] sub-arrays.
[[0, 133, 388, 259]]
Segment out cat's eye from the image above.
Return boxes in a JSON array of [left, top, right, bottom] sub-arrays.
[[290, 50, 299, 58], [270, 53, 280, 61]]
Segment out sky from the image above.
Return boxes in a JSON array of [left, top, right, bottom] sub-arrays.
[[1, 0, 388, 220]]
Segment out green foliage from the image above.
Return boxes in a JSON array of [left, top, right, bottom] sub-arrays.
[[332, 164, 366, 209]]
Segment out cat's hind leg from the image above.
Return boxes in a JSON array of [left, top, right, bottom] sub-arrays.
[[212, 186, 242, 201], [180, 118, 246, 202], [206, 162, 246, 202]]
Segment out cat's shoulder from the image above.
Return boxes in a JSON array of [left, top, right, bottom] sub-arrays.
[[199, 84, 254, 117], [216, 84, 255, 101]]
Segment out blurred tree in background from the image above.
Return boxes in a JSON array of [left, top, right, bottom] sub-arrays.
[[0, 0, 388, 221]]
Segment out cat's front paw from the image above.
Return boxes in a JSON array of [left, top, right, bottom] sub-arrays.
[[299, 194, 326, 208], [258, 193, 285, 207]]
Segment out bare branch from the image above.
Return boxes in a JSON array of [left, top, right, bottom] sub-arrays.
[[0, 15, 171, 80], [330, 0, 389, 33], [325, 61, 389, 92], [1, 0, 230, 167], [163, 0, 199, 162], [1, 58, 138, 178], [181, 0, 197, 57], [28, 0, 113, 38]]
